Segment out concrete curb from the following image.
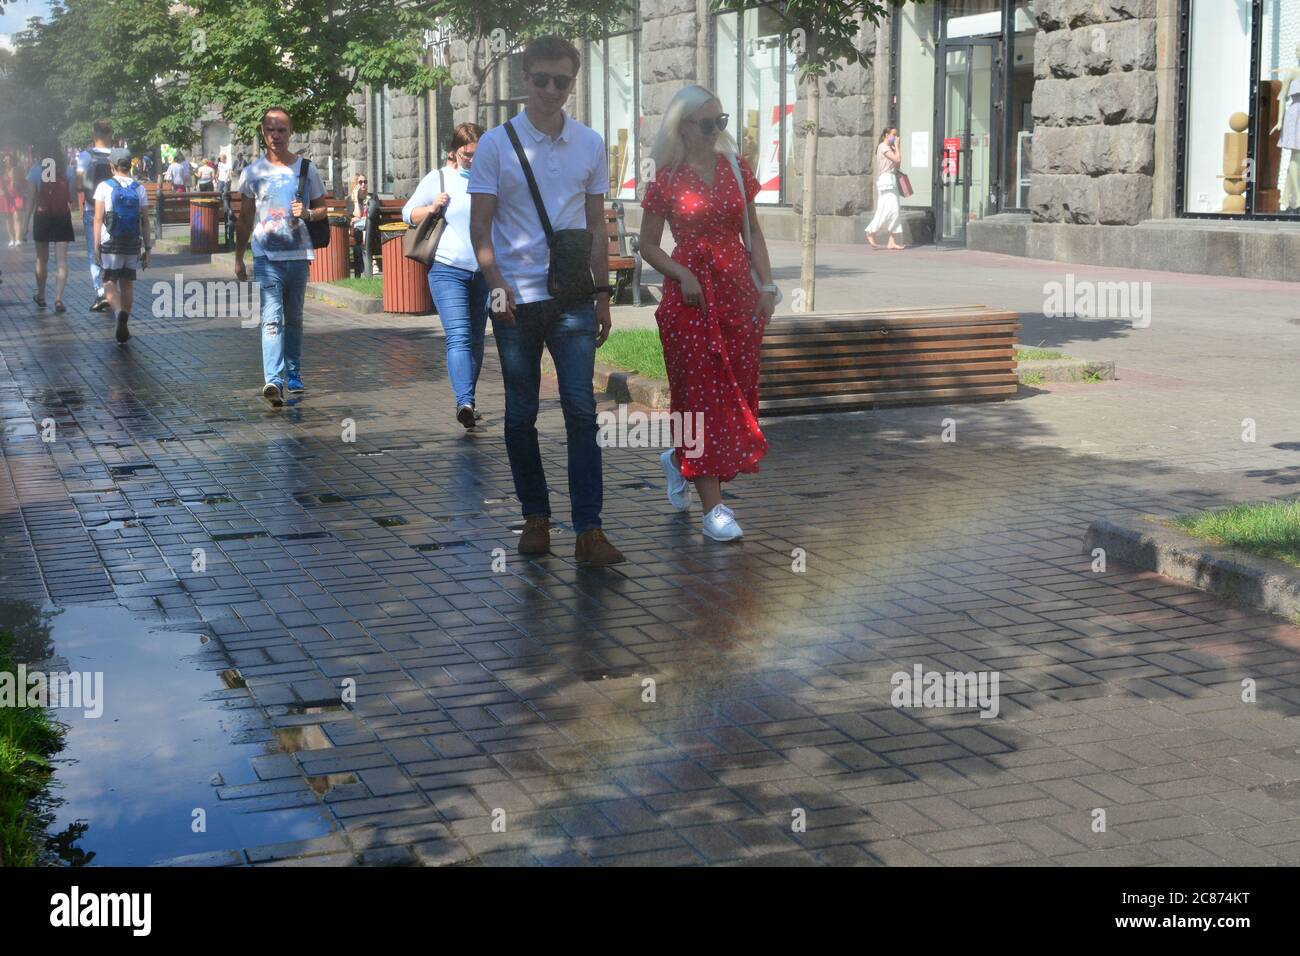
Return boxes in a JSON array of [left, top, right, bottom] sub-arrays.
[[1085, 517, 1300, 622], [541, 353, 671, 409], [305, 282, 384, 314], [1018, 358, 1116, 383]]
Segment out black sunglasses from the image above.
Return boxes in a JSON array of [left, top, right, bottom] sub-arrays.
[[687, 113, 730, 134], [527, 71, 574, 92]]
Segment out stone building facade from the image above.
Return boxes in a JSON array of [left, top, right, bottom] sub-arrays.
[[311, 0, 1300, 281]]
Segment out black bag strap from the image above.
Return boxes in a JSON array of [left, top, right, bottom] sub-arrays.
[[296, 156, 310, 209], [503, 119, 553, 241]]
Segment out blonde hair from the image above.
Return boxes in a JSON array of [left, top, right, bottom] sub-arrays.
[[349, 172, 368, 206], [649, 85, 737, 175]]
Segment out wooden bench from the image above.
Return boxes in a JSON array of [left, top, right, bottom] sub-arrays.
[[608, 200, 643, 306], [758, 306, 1021, 415], [153, 184, 219, 230]]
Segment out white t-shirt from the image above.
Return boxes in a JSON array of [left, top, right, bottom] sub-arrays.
[[217, 161, 231, 183], [197, 164, 215, 183], [466, 109, 609, 303], [403, 164, 477, 272], [93, 174, 148, 245], [237, 155, 326, 261]]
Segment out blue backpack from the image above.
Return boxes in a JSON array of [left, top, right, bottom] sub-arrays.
[[104, 179, 142, 254]]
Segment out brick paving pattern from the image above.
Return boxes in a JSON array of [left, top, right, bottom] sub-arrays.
[[1, 242, 1298, 866]]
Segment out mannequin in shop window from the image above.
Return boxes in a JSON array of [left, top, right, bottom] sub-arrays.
[[1270, 42, 1300, 210]]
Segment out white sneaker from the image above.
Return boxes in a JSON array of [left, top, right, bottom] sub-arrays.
[[660, 448, 692, 511], [702, 503, 743, 541]]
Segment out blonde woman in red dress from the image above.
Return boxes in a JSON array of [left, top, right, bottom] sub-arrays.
[[638, 85, 777, 541]]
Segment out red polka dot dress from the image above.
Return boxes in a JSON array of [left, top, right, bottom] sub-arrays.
[[642, 154, 769, 483]]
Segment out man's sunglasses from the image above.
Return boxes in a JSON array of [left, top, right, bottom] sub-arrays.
[[527, 71, 574, 92], [687, 114, 730, 134]]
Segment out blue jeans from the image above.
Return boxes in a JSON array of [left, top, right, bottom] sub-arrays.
[[427, 263, 488, 409], [492, 299, 602, 533], [253, 257, 309, 385], [82, 205, 101, 292]]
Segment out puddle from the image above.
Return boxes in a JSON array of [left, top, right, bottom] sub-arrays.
[[275, 531, 332, 542], [182, 495, 235, 506], [0, 601, 336, 866], [212, 530, 269, 542]]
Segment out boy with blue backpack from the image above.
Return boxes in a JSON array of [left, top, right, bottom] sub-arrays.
[[92, 149, 151, 344]]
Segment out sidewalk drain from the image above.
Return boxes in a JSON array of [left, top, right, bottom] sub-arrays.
[[212, 530, 269, 541], [109, 464, 157, 478], [307, 773, 358, 796], [414, 541, 468, 552], [276, 531, 333, 542], [580, 667, 642, 681], [274, 725, 335, 754], [374, 515, 408, 527]]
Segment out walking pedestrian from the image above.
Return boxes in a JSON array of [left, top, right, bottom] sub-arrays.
[[348, 172, 378, 277], [216, 154, 231, 196], [26, 140, 77, 312], [92, 148, 151, 344], [865, 127, 906, 250], [142, 152, 156, 183], [637, 84, 775, 541], [233, 106, 327, 406], [0, 153, 24, 247], [468, 35, 624, 566], [405, 122, 488, 429], [76, 120, 115, 311], [196, 157, 216, 192]]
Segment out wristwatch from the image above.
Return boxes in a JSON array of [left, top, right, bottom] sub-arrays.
[[593, 285, 614, 297]]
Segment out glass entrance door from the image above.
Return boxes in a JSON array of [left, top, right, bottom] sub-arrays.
[[938, 40, 997, 243]]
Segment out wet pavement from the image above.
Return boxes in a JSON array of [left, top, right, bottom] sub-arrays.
[[1, 242, 1299, 866]]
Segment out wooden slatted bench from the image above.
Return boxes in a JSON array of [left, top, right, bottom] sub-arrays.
[[758, 306, 1022, 414]]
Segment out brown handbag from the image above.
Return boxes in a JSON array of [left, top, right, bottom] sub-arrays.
[[403, 167, 446, 266]]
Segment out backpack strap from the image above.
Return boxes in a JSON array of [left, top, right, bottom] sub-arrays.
[[503, 119, 554, 241]]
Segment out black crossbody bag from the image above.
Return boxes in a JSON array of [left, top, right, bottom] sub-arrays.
[[503, 121, 594, 306], [296, 157, 330, 249]]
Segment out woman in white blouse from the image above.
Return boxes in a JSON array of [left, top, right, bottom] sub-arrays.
[[403, 123, 487, 429]]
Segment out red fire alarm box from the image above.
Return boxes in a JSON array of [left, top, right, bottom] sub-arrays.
[[942, 136, 961, 181]]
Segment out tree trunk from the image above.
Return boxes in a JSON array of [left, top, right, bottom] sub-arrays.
[[800, 72, 820, 313], [467, 34, 484, 124]]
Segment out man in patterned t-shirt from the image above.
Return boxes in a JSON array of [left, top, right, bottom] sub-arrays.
[[234, 107, 327, 406]]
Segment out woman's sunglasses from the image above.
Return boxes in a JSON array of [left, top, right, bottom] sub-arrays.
[[527, 71, 574, 92], [687, 114, 730, 134]]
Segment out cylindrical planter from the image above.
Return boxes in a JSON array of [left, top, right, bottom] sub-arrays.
[[380, 223, 433, 314], [189, 198, 220, 253], [307, 217, 350, 283]]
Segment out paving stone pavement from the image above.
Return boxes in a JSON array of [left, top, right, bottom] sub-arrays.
[[1, 240, 1299, 867]]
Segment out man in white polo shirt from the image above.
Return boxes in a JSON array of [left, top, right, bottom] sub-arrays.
[[469, 35, 623, 567]]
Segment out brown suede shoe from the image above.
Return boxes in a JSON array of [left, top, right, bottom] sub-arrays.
[[575, 528, 625, 567], [518, 515, 551, 555]]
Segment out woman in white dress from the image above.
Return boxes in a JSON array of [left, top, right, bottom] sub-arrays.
[[865, 127, 906, 250]]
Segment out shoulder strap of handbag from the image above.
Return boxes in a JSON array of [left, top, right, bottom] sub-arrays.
[[503, 119, 554, 241], [296, 156, 310, 207], [726, 152, 753, 258]]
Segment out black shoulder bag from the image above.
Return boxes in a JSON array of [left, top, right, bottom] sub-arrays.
[[296, 157, 330, 249], [503, 120, 594, 306]]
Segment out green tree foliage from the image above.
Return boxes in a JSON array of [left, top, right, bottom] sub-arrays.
[[0, 0, 188, 151], [179, 0, 446, 141], [413, 0, 632, 121]]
